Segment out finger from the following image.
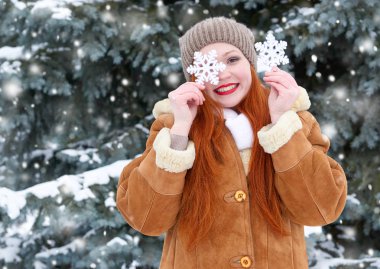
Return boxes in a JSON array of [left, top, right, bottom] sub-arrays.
[[265, 69, 291, 79], [267, 80, 299, 97], [268, 86, 278, 100], [264, 75, 287, 80], [189, 82, 206, 90], [264, 71, 292, 80], [266, 81, 288, 95], [263, 75, 292, 89], [178, 92, 200, 104], [176, 92, 203, 105], [264, 72, 297, 87], [186, 91, 204, 105], [177, 87, 205, 101], [271, 66, 279, 72], [263, 75, 292, 86], [168, 92, 176, 101], [265, 70, 280, 76], [266, 67, 287, 76], [191, 87, 206, 101]]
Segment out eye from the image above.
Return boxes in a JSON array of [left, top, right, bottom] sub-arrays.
[[227, 57, 239, 63]]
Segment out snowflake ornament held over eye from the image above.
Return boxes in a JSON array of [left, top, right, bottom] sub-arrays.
[[255, 31, 289, 72], [186, 50, 226, 86]]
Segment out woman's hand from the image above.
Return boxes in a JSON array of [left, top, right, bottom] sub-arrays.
[[168, 82, 206, 136], [263, 66, 300, 124]]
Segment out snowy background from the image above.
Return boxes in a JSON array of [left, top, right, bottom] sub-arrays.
[[0, 0, 379, 268]]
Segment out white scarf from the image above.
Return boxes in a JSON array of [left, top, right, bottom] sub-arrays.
[[223, 108, 254, 151]]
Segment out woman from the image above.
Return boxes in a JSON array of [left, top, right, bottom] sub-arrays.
[[116, 16, 347, 269]]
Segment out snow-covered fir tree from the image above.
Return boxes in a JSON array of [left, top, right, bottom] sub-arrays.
[[0, 0, 379, 268]]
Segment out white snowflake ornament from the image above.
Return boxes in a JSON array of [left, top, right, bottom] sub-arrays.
[[255, 31, 289, 72], [186, 50, 226, 85]]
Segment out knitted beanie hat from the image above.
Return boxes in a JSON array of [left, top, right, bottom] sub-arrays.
[[179, 16, 257, 82]]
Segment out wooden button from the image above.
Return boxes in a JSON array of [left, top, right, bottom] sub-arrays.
[[240, 256, 252, 268], [234, 190, 246, 202]]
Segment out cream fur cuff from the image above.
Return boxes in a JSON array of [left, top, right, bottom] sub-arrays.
[[153, 127, 196, 173], [257, 111, 302, 154]]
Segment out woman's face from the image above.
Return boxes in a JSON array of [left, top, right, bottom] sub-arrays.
[[199, 42, 252, 110]]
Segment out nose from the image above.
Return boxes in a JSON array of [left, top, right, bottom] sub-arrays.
[[218, 66, 231, 81]]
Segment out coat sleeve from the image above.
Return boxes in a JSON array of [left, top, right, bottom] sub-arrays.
[[257, 110, 347, 226], [116, 114, 196, 236]]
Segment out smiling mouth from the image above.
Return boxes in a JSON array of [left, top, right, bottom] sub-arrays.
[[214, 83, 239, 95]]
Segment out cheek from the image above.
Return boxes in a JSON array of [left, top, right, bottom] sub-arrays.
[[243, 74, 252, 88], [241, 78, 252, 94], [236, 71, 250, 85]]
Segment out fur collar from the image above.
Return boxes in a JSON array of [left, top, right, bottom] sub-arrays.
[[152, 86, 311, 119]]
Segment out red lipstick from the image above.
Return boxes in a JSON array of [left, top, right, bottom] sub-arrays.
[[213, 83, 239, 96]]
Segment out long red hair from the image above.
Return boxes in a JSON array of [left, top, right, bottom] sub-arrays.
[[177, 65, 290, 250]]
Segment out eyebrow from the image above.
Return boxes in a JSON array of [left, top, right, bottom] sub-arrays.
[[222, 50, 239, 56]]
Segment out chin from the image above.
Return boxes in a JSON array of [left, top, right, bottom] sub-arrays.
[[221, 102, 240, 109]]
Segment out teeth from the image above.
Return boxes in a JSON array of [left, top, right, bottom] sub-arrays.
[[216, 84, 238, 93]]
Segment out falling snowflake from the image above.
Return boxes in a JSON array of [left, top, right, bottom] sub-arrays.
[[255, 31, 289, 71], [186, 50, 226, 85]]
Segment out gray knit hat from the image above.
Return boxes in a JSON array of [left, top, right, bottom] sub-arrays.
[[179, 16, 257, 82]]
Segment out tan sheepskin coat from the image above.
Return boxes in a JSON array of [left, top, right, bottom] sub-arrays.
[[116, 87, 347, 269]]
